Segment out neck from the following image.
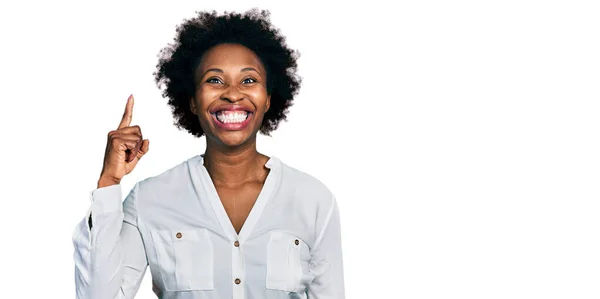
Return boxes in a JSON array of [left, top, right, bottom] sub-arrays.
[[202, 137, 269, 185]]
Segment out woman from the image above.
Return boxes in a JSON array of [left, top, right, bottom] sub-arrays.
[[72, 9, 345, 299]]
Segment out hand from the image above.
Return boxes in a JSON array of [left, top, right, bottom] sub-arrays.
[[97, 95, 150, 188]]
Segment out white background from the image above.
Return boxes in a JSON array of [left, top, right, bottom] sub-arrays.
[[0, 0, 599, 298]]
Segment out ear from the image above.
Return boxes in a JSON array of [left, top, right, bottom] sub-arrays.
[[190, 97, 197, 115], [265, 95, 271, 112]]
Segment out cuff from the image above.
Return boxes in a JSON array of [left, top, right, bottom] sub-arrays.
[[89, 184, 123, 215]]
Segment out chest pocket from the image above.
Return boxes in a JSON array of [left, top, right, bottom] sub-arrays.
[[150, 228, 214, 291], [265, 231, 310, 293]]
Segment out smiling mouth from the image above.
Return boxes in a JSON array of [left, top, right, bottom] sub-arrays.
[[212, 110, 251, 124]]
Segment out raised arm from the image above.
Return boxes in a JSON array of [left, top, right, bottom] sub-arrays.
[[72, 95, 150, 299]]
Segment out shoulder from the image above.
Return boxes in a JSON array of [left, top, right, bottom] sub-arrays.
[[278, 157, 336, 208]]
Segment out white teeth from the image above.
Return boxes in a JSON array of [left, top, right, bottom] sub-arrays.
[[216, 111, 249, 124]]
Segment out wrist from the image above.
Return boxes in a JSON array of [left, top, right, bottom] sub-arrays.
[[97, 176, 120, 189]]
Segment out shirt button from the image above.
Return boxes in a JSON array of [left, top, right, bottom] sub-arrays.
[[234, 241, 240, 247], [294, 239, 299, 245], [235, 278, 241, 284], [176, 232, 182, 239]]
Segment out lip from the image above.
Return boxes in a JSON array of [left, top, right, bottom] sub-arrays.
[[210, 108, 253, 131], [209, 104, 254, 114]]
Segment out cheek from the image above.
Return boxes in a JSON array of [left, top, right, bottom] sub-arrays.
[[194, 88, 217, 111], [248, 88, 269, 107]]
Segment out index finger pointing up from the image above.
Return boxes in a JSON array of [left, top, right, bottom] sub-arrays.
[[118, 94, 134, 129]]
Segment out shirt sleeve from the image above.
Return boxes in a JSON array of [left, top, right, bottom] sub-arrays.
[[307, 195, 346, 299], [72, 183, 148, 299]]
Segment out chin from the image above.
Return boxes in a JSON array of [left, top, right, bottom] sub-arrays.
[[215, 132, 254, 148]]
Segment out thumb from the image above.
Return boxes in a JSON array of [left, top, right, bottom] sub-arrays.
[[135, 139, 150, 161], [139, 139, 149, 157], [125, 139, 148, 168]]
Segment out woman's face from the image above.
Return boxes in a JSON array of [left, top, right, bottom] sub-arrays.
[[191, 43, 271, 148]]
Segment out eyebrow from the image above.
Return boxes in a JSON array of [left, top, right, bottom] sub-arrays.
[[241, 67, 259, 73], [202, 67, 261, 77]]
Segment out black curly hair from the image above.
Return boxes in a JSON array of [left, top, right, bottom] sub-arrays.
[[154, 8, 302, 138]]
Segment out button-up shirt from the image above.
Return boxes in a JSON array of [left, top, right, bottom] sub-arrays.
[[72, 155, 345, 299]]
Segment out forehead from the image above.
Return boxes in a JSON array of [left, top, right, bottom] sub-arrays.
[[198, 43, 265, 71]]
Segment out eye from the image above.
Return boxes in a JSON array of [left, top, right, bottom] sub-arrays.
[[242, 77, 257, 84], [206, 77, 223, 84]]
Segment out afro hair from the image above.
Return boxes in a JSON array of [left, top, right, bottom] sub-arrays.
[[154, 8, 302, 137]]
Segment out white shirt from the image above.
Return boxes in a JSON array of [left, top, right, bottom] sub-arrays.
[[72, 155, 345, 299]]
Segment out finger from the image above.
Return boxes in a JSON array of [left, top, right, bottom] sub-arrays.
[[126, 139, 150, 164], [112, 136, 141, 152], [114, 125, 142, 137], [137, 139, 150, 159], [127, 139, 150, 165], [140, 139, 149, 154], [127, 140, 142, 163], [111, 136, 142, 162], [110, 133, 143, 141], [118, 94, 134, 129]]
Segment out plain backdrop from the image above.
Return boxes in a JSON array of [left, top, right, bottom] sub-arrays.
[[0, 0, 599, 298]]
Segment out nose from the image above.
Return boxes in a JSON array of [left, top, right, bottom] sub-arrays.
[[220, 84, 244, 103]]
